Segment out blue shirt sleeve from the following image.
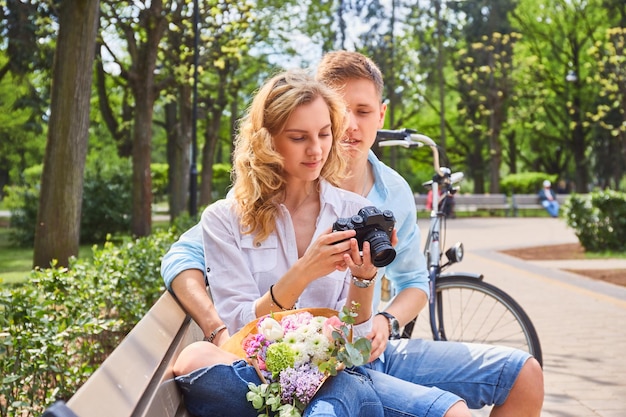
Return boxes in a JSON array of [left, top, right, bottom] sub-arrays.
[[160, 223, 205, 292]]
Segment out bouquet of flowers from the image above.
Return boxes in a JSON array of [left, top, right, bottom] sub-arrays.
[[222, 304, 371, 417]]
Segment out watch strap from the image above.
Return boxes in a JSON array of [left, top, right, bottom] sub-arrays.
[[352, 274, 376, 288], [377, 311, 400, 339]]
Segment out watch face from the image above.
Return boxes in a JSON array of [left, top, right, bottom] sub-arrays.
[[379, 312, 400, 338], [390, 318, 400, 333]]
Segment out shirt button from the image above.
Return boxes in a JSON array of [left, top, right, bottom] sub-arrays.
[[256, 242, 261, 247]]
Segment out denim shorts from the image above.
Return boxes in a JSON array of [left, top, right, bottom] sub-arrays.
[[365, 338, 531, 415], [175, 360, 261, 417], [175, 360, 384, 417]]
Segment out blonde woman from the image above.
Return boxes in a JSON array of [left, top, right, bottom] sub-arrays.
[[174, 70, 384, 417]]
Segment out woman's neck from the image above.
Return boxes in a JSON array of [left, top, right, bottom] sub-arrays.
[[283, 181, 319, 215]]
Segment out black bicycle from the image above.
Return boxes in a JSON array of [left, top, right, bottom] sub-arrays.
[[377, 129, 543, 366]]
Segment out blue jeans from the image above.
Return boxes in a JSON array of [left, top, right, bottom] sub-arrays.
[[175, 360, 384, 417], [363, 339, 531, 416], [541, 200, 560, 217]]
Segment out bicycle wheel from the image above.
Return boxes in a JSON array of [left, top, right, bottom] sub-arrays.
[[402, 274, 543, 366]]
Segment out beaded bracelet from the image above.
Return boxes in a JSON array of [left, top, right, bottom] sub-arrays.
[[269, 284, 294, 311]]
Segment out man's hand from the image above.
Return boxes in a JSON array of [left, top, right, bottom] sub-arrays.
[[366, 314, 391, 361]]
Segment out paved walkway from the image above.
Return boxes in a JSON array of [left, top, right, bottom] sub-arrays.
[[415, 217, 626, 417]]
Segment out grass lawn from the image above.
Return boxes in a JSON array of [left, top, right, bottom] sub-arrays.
[[0, 227, 34, 284], [0, 215, 172, 286], [0, 225, 94, 285]]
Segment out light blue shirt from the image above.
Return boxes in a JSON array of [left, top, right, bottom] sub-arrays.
[[365, 151, 429, 309], [161, 151, 429, 313]]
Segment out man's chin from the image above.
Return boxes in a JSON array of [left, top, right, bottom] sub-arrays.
[[341, 141, 361, 151]]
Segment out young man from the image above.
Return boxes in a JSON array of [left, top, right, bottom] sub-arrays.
[[161, 51, 544, 416]]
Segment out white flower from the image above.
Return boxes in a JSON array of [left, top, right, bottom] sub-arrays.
[[259, 317, 284, 341], [283, 331, 300, 345], [291, 342, 309, 366], [306, 333, 332, 363]]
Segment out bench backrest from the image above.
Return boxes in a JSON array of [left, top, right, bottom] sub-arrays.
[[43, 291, 202, 417], [453, 194, 509, 206]]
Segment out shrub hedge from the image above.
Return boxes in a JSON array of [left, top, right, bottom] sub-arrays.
[[0, 219, 195, 417], [500, 172, 558, 195], [563, 190, 626, 252]]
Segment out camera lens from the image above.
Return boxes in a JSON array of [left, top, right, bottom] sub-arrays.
[[365, 229, 396, 267]]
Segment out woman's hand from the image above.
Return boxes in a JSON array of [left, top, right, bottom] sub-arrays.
[[344, 239, 377, 280], [297, 228, 357, 280]]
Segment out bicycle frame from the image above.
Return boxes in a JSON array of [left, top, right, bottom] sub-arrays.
[[378, 129, 470, 339], [376, 129, 543, 365]]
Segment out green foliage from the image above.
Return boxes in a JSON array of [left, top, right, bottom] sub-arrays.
[[151, 163, 169, 202], [5, 161, 134, 246], [212, 162, 233, 200], [0, 228, 177, 417], [80, 162, 133, 243], [563, 190, 626, 252], [500, 172, 557, 195], [4, 184, 39, 246]]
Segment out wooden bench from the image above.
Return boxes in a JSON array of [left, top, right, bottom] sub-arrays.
[[511, 193, 571, 216], [42, 291, 202, 417], [415, 193, 510, 215]]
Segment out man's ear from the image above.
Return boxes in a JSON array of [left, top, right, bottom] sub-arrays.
[[378, 102, 387, 128]]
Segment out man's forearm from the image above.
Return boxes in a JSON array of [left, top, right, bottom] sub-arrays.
[[170, 269, 227, 340], [383, 287, 427, 327]]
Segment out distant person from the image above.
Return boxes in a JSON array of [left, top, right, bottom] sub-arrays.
[[556, 179, 569, 194], [538, 180, 560, 217]]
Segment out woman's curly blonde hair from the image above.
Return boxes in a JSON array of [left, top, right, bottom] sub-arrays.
[[231, 69, 349, 243]]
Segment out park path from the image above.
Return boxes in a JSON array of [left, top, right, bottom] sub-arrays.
[[417, 217, 626, 417]]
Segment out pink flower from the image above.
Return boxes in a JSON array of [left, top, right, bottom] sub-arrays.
[[281, 311, 313, 333], [322, 316, 344, 341], [243, 333, 269, 357]]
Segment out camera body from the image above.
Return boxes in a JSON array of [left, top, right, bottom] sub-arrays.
[[332, 206, 396, 267]]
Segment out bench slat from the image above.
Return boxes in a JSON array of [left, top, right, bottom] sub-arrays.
[[65, 292, 201, 417], [512, 194, 572, 216], [414, 193, 510, 213]]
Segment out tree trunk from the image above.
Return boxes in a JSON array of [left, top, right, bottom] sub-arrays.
[[199, 78, 228, 206], [199, 113, 221, 206], [489, 97, 504, 194], [130, 81, 155, 237], [165, 86, 191, 220], [33, 0, 99, 268], [127, 0, 167, 237]]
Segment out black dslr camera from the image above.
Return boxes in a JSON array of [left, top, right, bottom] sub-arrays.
[[332, 206, 396, 267]]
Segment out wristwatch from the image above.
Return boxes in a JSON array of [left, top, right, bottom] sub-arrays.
[[377, 311, 400, 339], [351, 274, 376, 288]]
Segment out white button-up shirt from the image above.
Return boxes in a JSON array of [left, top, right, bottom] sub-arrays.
[[202, 180, 374, 337]]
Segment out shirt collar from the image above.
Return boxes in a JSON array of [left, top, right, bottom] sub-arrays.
[[367, 150, 389, 200]]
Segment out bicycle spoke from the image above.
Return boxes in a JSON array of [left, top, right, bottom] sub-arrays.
[[405, 276, 543, 366]]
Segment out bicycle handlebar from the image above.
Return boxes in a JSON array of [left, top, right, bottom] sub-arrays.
[[376, 129, 443, 176]]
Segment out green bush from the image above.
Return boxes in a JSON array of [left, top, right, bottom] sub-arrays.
[[151, 163, 169, 202], [0, 227, 178, 417], [4, 183, 39, 245], [4, 161, 133, 246], [212, 162, 232, 200], [500, 172, 558, 195], [80, 161, 133, 243], [563, 190, 626, 252]]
